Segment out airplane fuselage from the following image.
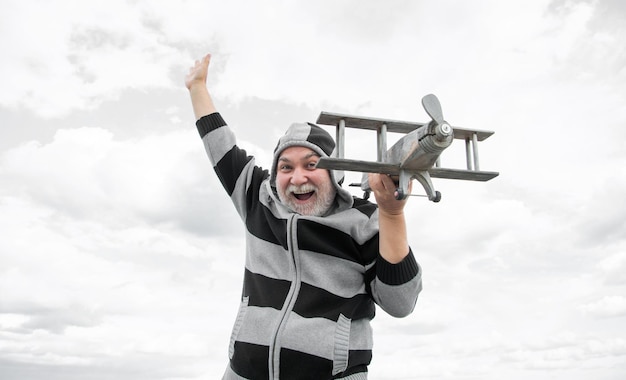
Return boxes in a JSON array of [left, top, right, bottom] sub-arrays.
[[388, 122, 453, 170]]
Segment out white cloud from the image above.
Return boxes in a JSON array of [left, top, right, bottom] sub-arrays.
[[596, 250, 626, 286], [0, 123, 255, 376], [0, 0, 204, 118], [0, 125, 247, 236], [0, 136, 244, 378], [580, 296, 626, 318]]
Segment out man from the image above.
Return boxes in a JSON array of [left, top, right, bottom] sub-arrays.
[[185, 54, 422, 380]]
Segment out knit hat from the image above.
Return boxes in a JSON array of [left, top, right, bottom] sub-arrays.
[[270, 122, 352, 208]]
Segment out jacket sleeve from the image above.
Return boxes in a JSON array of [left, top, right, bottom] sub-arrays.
[[369, 249, 422, 317], [196, 112, 268, 220]]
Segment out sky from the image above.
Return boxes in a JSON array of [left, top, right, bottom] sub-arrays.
[[1, 0, 626, 379]]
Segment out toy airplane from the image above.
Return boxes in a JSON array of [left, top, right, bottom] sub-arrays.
[[315, 94, 499, 202]]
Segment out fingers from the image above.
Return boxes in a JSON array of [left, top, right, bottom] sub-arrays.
[[368, 173, 409, 215], [379, 174, 396, 191], [367, 173, 381, 192], [189, 54, 211, 71], [368, 173, 396, 193]]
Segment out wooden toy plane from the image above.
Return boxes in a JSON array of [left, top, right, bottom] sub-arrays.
[[315, 94, 499, 202]]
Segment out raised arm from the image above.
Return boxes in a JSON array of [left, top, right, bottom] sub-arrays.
[[367, 173, 420, 317], [368, 173, 412, 263], [185, 53, 217, 120]]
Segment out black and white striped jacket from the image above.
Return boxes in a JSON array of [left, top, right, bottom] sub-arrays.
[[197, 113, 422, 380]]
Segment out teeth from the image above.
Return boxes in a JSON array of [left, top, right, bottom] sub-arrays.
[[290, 186, 315, 194]]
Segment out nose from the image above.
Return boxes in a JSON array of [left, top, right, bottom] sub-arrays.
[[290, 167, 308, 186]]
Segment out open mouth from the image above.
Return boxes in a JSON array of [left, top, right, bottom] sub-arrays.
[[293, 191, 315, 201]]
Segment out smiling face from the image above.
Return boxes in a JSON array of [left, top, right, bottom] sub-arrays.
[[275, 146, 336, 216]]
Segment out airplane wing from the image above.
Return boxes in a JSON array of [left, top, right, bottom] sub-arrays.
[[318, 158, 499, 181], [316, 157, 400, 175], [429, 167, 499, 181]]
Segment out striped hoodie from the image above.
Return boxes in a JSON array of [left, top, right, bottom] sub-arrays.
[[197, 113, 422, 380]]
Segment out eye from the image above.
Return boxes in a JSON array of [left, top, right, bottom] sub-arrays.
[[307, 160, 318, 169], [279, 164, 292, 172]]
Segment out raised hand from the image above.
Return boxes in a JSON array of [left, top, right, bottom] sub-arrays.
[[185, 54, 217, 120], [185, 53, 211, 91]]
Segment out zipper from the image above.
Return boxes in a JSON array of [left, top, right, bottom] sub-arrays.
[[268, 214, 302, 380]]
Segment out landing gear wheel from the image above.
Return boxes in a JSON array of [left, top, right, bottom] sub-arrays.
[[433, 191, 441, 203]]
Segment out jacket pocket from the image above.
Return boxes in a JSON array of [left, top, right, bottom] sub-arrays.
[[332, 314, 351, 376], [229, 296, 249, 360]]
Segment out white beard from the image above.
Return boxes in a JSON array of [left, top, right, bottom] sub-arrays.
[[277, 181, 336, 216]]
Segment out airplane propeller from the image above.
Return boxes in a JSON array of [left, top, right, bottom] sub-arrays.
[[421, 94, 444, 125]]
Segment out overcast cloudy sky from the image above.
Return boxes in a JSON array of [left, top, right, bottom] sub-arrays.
[[1, 0, 625, 379]]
